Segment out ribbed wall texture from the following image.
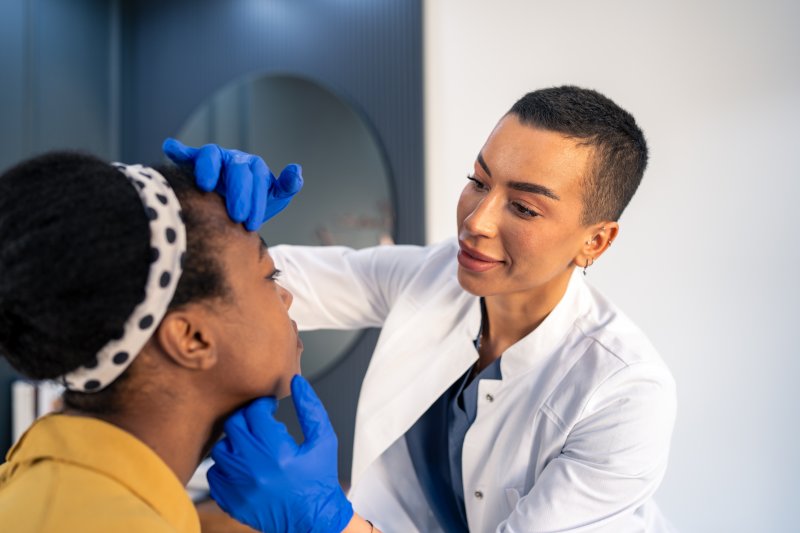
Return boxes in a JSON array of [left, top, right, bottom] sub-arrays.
[[121, 0, 424, 245]]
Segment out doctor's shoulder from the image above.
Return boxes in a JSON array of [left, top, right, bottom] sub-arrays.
[[574, 282, 672, 375], [555, 287, 677, 447], [535, 322, 677, 492]]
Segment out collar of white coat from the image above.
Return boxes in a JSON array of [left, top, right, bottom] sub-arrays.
[[498, 267, 592, 379], [351, 252, 592, 486]]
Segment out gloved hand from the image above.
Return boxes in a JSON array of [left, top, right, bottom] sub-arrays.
[[162, 138, 303, 231], [208, 375, 354, 533]]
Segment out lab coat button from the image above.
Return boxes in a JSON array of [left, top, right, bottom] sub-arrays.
[[474, 490, 484, 500], [485, 393, 494, 402]]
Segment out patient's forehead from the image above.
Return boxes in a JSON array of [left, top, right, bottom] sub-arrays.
[[186, 190, 241, 236]]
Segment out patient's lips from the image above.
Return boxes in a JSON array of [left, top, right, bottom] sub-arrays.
[[292, 320, 304, 350]]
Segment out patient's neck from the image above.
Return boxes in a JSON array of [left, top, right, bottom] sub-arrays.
[[87, 386, 225, 486]]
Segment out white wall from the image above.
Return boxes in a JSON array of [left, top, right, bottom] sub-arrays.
[[424, 1, 800, 531]]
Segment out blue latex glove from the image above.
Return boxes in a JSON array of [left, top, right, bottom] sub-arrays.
[[162, 138, 303, 231], [208, 375, 354, 533]]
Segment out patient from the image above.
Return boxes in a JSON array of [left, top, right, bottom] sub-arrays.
[[0, 152, 302, 532]]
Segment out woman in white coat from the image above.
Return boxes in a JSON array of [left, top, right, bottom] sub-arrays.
[[168, 85, 677, 533]]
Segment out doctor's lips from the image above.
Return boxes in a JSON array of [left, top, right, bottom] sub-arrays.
[[457, 241, 504, 273]]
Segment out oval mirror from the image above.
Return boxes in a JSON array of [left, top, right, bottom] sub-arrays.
[[176, 74, 394, 379]]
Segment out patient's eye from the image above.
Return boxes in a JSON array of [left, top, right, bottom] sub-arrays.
[[265, 268, 282, 282], [467, 175, 488, 191]]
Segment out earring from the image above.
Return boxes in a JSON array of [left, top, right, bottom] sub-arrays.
[[583, 257, 595, 275]]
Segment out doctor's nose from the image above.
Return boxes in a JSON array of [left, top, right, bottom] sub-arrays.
[[463, 196, 500, 238]]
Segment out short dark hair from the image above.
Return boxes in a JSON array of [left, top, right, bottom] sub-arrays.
[[0, 152, 229, 414], [509, 85, 648, 224]]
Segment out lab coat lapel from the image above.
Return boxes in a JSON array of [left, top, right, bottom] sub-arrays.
[[499, 269, 591, 379], [352, 293, 481, 485]]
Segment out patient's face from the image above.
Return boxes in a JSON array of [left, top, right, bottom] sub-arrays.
[[207, 200, 302, 401]]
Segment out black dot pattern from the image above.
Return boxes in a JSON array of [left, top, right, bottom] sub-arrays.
[[139, 315, 154, 329], [63, 163, 186, 393]]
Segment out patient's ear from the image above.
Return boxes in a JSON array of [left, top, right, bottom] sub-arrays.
[[154, 307, 218, 371]]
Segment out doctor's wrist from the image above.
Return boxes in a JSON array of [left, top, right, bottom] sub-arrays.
[[342, 513, 381, 533]]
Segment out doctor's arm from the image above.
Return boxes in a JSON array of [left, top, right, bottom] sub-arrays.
[[208, 376, 382, 533], [498, 364, 676, 533], [268, 243, 430, 331]]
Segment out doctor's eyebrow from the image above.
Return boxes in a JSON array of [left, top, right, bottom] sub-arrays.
[[477, 152, 560, 201], [508, 181, 561, 201], [258, 235, 269, 259], [477, 152, 492, 177]]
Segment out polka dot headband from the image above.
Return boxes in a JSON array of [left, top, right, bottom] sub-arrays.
[[61, 164, 187, 392]]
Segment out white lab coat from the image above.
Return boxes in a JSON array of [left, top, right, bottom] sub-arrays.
[[271, 239, 677, 533]]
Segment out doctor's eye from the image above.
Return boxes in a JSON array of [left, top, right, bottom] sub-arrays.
[[467, 175, 488, 191], [511, 202, 540, 219]]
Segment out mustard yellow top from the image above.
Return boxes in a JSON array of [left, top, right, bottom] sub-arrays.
[[0, 414, 200, 533]]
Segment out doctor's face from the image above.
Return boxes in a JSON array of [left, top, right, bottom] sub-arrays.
[[456, 114, 597, 299]]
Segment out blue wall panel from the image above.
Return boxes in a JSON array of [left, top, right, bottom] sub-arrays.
[[121, 0, 424, 244], [0, 0, 27, 172], [33, 0, 115, 157]]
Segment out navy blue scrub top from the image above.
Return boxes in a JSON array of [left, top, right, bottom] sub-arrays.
[[405, 349, 502, 532]]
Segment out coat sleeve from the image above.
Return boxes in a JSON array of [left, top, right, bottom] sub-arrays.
[[497, 363, 677, 533], [269, 244, 433, 330]]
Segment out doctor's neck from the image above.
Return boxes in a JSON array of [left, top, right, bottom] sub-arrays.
[[479, 268, 573, 362]]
